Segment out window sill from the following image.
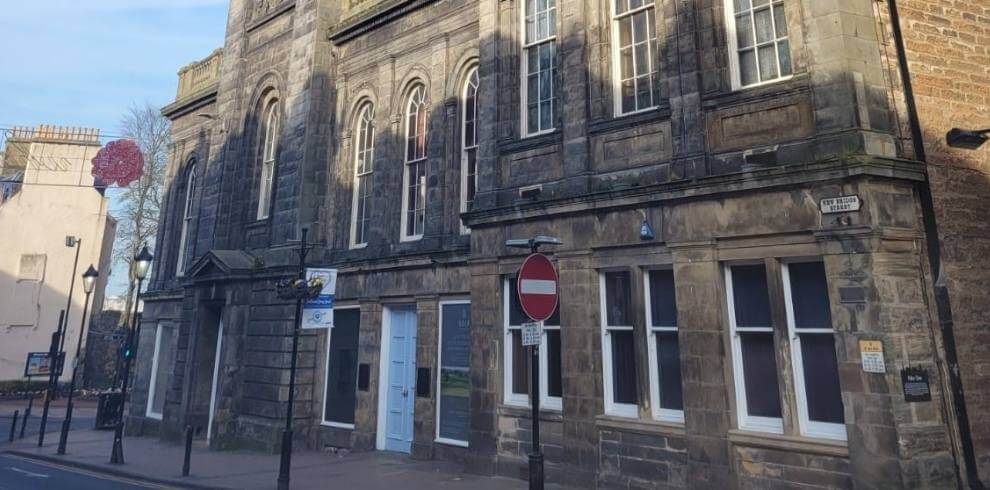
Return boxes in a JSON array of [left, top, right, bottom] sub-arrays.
[[701, 73, 810, 109], [727, 429, 849, 458], [321, 421, 355, 430], [498, 404, 563, 422], [499, 131, 561, 155], [589, 106, 671, 135], [245, 219, 268, 230], [595, 414, 685, 438]]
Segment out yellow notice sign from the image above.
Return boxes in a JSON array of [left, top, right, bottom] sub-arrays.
[[859, 340, 886, 373]]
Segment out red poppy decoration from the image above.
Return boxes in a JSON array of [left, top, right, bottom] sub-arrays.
[[91, 139, 145, 187]]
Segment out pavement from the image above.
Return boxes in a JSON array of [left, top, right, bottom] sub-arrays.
[[1, 402, 550, 490], [0, 397, 97, 449]]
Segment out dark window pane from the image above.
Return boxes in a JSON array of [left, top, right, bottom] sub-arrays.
[[740, 332, 781, 418], [789, 262, 832, 329], [509, 278, 559, 326], [511, 329, 529, 395], [325, 309, 360, 424], [610, 330, 638, 404], [731, 265, 772, 327], [605, 271, 632, 326], [656, 332, 682, 410], [547, 329, 562, 398], [649, 270, 677, 327], [800, 333, 844, 424], [439, 303, 471, 442]]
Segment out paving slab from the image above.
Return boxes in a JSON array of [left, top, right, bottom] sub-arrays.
[[4, 425, 552, 489]]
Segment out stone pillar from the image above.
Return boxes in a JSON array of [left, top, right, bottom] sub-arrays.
[[556, 251, 599, 483], [467, 258, 500, 474], [413, 296, 439, 459], [670, 242, 734, 490], [820, 232, 958, 488], [353, 301, 383, 450]]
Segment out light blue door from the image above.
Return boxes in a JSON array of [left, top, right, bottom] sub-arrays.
[[384, 307, 417, 453]]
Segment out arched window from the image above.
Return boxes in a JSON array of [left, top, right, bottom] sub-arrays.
[[350, 102, 375, 248], [257, 100, 280, 220], [176, 162, 197, 275], [460, 68, 479, 234], [401, 85, 428, 241]]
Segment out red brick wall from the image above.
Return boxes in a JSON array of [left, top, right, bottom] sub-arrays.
[[890, 0, 990, 484]]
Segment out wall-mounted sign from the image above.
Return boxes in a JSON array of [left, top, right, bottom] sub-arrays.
[[859, 340, 886, 373], [901, 367, 932, 402], [302, 268, 337, 330], [521, 322, 543, 347], [24, 352, 63, 378], [820, 195, 861, 214]]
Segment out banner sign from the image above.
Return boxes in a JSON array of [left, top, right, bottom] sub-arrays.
[[302, 268, 337, 330]]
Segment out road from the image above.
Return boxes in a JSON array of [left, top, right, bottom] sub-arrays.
[[0, 454, 161, 489]]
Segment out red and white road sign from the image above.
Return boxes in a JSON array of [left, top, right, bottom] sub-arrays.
[[517, 253, 559, 322]]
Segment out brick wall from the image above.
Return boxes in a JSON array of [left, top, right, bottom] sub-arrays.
[[884, 0, 990, 484]]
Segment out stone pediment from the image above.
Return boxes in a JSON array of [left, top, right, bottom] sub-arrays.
[[186, 249, 258, 280]]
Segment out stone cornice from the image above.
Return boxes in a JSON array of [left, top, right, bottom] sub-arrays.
[[463, 156, 928, 228], [327, 0, 437, 44]]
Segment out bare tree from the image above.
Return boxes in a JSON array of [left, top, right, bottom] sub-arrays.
[[115, 103, 169, 325]]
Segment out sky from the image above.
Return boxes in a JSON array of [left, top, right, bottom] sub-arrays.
[[0, 0, 229, 297]]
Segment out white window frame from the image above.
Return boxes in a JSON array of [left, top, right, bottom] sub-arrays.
[[349, 103, 375, 249], [146, 322, 171, 420], [175, 164, 196, 276], [520, 0, 558, 137], [503, 278, 563, 411], [257, 102, 279, 220], [725, 264, 784, 434], [723, 0, 793, 91], [322, 305, 361, 429], [610, 0, 659, 116], [781, 261, 847, 441], [460, 67, 479, 235], [643, 269, 684, 424], [400, 85, 427, 242], [436, 299, 471, 447], [599, 271, 639, 418]]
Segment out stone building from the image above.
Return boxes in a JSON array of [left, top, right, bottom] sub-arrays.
[[0, 125, 116, 382], [130, 0, 987, 487]]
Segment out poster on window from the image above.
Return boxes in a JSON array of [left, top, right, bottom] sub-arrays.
[[438, 303, 470, 444], [302, 268, 337, 330]]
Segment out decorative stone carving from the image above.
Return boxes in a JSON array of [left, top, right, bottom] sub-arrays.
[[253, 0, 283, 19]]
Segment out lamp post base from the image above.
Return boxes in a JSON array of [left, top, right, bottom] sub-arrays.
[[276, 429, 293, 490], [528, 452, 544, 490], [56, 399, 73, 455]]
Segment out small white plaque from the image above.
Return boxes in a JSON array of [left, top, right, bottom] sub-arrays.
[[820, 195, 861, 214], [860, 340, 886, 374], [521, 322, 543, 347]]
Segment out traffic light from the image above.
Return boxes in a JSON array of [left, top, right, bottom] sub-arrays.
[[120, 342, 134, 360]]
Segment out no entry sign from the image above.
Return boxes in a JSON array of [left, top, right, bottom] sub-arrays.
[[517, 253, 559, 322]]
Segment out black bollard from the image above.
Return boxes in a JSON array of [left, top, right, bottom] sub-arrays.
[[9, 411, 19, 442], [182, 426, 193, 477], [20, 394, 34, 439]]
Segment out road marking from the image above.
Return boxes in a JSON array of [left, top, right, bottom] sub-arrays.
[[7, 466, 50, 478], [1, 455, 168, 488]]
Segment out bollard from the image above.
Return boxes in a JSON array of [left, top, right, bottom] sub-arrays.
[[182, 426, 194, 477], [9, 410, 19, 442], [20, 394, 34, 439]]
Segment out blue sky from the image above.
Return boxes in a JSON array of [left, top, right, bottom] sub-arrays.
[[1, 0, 229, 296]]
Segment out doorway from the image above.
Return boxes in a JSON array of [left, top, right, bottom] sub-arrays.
[[377, 306, 418, 453], [187, 305, 224, 442]]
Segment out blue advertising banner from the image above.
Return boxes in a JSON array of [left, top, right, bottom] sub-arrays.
[[302, 268, 337, 330]]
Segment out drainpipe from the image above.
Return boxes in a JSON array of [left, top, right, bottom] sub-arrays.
[[886, 1, 983, 488]]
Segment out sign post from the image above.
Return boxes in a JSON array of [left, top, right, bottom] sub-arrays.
[[516, 248, 560, 490]]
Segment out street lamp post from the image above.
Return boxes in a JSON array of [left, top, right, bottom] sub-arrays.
[[276, 228, 317, 490], [57, 265, 99, 455], [110, 246, 153, 465]]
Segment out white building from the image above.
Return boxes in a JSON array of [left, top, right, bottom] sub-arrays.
[[0, 125, 116, 382]]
